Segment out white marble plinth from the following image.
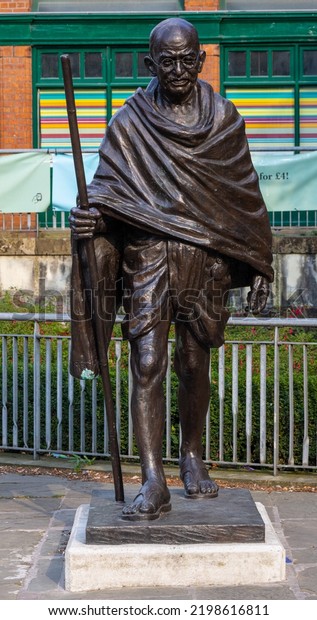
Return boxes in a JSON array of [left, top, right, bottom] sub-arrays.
[[65, 502, 285, 592]]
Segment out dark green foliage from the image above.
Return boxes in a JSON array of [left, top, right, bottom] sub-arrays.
[[1, 319, 317, 468]]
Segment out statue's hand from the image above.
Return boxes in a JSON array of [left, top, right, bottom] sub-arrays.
[[246, 274, 270, 314], [68, 206, 106, 239]]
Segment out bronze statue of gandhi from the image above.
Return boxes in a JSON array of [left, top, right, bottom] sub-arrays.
[[69, 17, 273, 520]]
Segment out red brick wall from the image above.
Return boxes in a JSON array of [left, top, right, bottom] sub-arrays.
[[200, 43, 220, 92], [1, 3, 38, 229], [0, 45, 33, 149], [0, 1, 31, 11], [0, 44, 35, 230], [0, 0, 218, 231], [185, 1, 220, 91], [0, 3, 33, 150]]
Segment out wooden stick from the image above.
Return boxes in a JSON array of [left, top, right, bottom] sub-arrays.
[[61, 54, 124, 502]]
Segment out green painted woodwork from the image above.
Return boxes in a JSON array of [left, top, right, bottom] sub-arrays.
[[222, 42, 317, 148], [3, 9, 317, 152], [33, 46, 152, 146], [1, 12, 317, 47], [0, 13, 218, 45]]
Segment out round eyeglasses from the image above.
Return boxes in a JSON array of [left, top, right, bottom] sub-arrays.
[[150, 53, 200, 72]]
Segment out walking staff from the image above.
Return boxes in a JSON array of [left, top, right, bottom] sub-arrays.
[[61, 54, 124, 503]]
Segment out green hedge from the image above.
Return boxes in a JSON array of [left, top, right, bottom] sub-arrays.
[[1, 325, 317, 467]]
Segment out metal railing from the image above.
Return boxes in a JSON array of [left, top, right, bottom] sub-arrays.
[[1, 314, 317, 475]]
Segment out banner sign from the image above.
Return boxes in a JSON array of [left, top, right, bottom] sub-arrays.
[[1, 150, 317, 215], [52, 153, 99, 211], [0, 152, 51, 213], [54, 150, 317, 214], [251, 150, 317, 212]]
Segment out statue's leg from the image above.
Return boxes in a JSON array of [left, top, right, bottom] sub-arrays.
[[174, 323, 218, 499], [121, 322, 171, 520]]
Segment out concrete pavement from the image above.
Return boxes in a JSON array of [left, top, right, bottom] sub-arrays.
[[0, 457, 317, 600]]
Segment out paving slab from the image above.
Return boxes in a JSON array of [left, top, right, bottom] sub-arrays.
[[267, 491, 317, 518], [24, 557, 65, 593], [292, 547, 317, 564], [295, 568, 317, 600], [0, 497, 61, 514], [282, 519, 317, 547]]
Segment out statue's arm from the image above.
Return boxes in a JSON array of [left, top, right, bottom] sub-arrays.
[[247, 273, 270, 314], [69, 205, 107, 239]]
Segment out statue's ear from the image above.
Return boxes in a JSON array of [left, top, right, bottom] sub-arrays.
[[144, 55, 157, 76], [198, 50, 206, 73]]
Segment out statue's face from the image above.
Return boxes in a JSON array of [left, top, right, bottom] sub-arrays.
[[147, 24, 205, 102]]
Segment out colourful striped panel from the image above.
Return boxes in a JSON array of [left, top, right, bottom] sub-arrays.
[[39, 89, 107, 148], [300, 87, 317, 147], [226, 88, 295, 148], [111, 89, 135, 117]]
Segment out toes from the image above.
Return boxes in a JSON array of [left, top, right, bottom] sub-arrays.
[[180, 456, 219, 499], [122, 506, 135, 515], [122, 502, 155, 516], [121, 484, 171, 520], [200, 479, 219, 497], [122, 496, 142, 515], [199, 482, 210, 494], [122, 495, 156, 516]]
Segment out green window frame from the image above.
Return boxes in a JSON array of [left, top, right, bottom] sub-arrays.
[[222, 44, 317, 148], [225, 47, 295, 82], [300, 47, 317, 80], [34, 46, 151, 147], [112, 49, 151, 81], [34, 45, 151, 228], [36, 48, 108, 84], [222, 43, 317, 227]]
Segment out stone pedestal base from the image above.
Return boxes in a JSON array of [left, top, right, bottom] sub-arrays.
[[65, 490, 285, 592]]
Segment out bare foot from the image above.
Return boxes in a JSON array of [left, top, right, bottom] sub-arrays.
[[121, 480, 171, 521], [180, 455, 218, 499]]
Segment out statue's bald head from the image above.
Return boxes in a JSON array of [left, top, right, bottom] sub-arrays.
[[149, 18, 200, 58], [145, 17, 205, 104]]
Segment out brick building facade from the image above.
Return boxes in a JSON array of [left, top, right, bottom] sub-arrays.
[[1, 2, 317, 230], [185, 1, 220, 92], [1, 2, 317, 312], [0, 1, 32, 150], [0, 1, 220, 153]]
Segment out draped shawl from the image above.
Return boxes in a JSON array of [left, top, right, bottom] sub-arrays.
[[87, 78, 273, 287]]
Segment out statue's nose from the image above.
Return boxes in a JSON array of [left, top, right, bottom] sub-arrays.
[[174, 60, 184, 75]]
